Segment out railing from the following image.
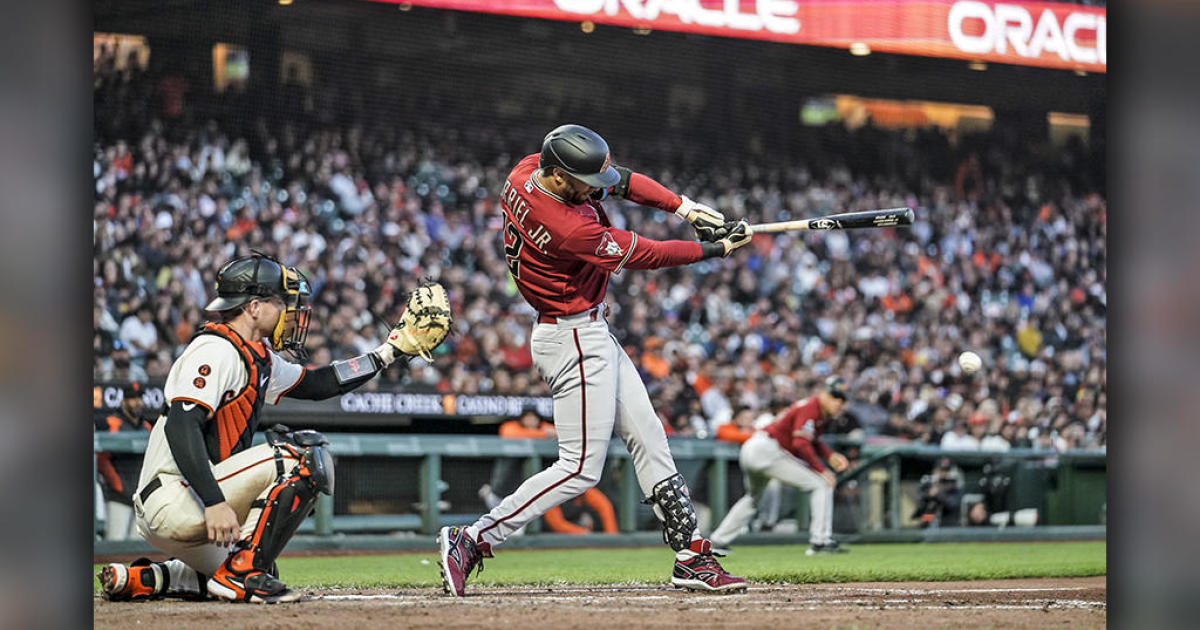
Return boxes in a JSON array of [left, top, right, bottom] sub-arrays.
[[94, 433, 1106, 538]]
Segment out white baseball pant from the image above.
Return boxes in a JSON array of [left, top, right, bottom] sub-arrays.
[[709, 431, 835, 547], [471, 309, 680, 547], [134, 443, 300, 575]]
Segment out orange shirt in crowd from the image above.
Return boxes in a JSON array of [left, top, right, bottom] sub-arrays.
[[498, 419, 555, 439], [715, 423, 755, 445], [543, 488, 619, 535]]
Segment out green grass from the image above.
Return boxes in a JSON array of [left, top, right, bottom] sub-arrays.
[[95, 541, 1104, 591]]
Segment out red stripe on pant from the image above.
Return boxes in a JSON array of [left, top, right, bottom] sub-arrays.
[[479, 328, 588, 538]]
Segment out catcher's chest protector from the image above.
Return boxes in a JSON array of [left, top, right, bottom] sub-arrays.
[[192, 323, 272, 463]]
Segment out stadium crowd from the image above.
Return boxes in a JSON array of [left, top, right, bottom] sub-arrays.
[[93, 50, 1105, 454]]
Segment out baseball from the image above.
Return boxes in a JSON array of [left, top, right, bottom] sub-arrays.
[[958, 351, 982, 374]]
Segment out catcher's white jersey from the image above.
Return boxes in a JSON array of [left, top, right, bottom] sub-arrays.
[[137, 335, 303, 489]]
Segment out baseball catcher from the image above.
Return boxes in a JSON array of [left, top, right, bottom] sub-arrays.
[[98, 254, 451, 603]]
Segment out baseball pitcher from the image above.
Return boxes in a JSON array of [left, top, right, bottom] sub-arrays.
[[97, 253, 451, 603], [438, 124, 751, 596], [709, 376, 852, 555]]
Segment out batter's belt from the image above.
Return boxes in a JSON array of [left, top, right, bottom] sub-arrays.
[[537, 303, 610, 324]]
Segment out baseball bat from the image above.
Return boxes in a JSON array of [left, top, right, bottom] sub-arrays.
[[748, 207, 914, 234]]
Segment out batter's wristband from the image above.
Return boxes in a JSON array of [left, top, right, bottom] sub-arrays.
[[700, 242, 726, 259]]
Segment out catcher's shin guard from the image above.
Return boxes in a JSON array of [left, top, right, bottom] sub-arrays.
[[208, 434, 332, 603], [645, 473, 699, 552], [247, 443, 331, 569]]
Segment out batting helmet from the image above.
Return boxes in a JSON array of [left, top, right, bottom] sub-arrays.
[[539, 124, 621, 189]]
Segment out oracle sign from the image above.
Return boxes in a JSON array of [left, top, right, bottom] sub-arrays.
[[948, 1, 1105, 65], [553, 0, 801, 34], [382, 0, 1106, 72]]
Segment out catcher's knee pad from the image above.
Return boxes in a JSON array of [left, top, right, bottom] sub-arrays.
[[644, 473, 698, 552], [267, 426, 335, 495]]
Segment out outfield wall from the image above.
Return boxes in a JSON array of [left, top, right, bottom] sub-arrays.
[[94, 432, 1105, 556]]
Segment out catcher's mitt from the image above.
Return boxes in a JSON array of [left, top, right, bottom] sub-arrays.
[[386, 282, 452, 361]]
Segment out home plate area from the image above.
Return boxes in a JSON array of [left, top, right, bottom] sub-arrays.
[[95, 576, 1104, 629]]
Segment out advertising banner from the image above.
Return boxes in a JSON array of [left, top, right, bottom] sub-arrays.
[[378, 0, 1106, 72], [93, 381, 553, 421]]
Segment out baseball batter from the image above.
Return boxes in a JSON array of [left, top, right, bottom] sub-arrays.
[[98, 254, 450, 603], [439, 124, 752, 595], [708, 377, 852, 555]]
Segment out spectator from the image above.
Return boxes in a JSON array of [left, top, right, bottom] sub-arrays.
[[95, 382, 154, 540], [118, 304, 158, 362], [715, 407, 756, 444], [980, 422, 1014, 452], [90, 59, 1105, 457], [939, 419, 979, 451]]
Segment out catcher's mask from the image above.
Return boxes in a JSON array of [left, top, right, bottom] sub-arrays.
[[205, 254, 312, 360]]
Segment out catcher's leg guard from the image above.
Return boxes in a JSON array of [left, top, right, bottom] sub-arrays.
[[208, 442, 331, 603], [644, 473, 699, 552]]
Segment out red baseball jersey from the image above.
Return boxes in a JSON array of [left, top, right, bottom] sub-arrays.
[[500, 154, 704, 317], [764, 397, 836, 472]]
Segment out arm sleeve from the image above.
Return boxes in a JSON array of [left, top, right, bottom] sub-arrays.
[[790, 437, 828, 473], [96, 452, 123, 493], [163, 400, 226, 507], [782, 406, 828, 472], [620, 171, 682, 212], [285, 357, 392, 400], [559, 222, 703, 273]]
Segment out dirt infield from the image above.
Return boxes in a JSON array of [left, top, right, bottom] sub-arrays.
[[94, 576, 1105, 629]]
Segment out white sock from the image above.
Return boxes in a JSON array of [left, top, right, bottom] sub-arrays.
[[161, 558, 204, 596]]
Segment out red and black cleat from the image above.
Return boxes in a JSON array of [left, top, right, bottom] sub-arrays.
[[207, 549, 301, 604], [438, 526, 491, 597], [671, 540, 748, 593]]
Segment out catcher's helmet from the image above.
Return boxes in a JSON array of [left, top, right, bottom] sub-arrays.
[[539, 124, 621, 189], [206, 255, 292, 312], [205, 254, 312, 358]]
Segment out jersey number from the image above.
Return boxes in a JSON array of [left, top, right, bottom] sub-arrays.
[[504, 220, 522, 279]]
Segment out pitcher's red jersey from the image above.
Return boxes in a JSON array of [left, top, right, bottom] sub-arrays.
[[500, 154, 704, 317]]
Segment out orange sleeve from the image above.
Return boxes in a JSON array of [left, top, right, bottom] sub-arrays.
[[715, 424, 753, 444], [96, 452, 123, 493], [582, 488, 618, 533], [543, 506, 589, 534]]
